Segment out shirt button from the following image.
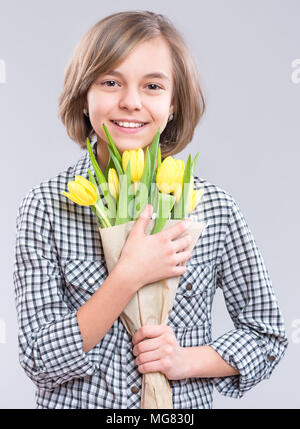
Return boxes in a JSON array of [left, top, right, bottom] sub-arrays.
[[131, 386, 139, 394], [186, 283, 193, 291], [87, 278, 95, 286], [268, 355, 275, 362]]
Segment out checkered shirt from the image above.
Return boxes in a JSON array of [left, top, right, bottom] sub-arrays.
[[13, 141, 288, 409]]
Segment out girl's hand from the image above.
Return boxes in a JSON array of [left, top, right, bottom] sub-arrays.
[[118, 204, 192, 290], [132, 325, 189, 380]]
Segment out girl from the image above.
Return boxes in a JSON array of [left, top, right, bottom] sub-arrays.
[[13, 10, 288, 409]]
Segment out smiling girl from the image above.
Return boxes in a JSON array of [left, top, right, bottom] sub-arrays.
[[84, 36, 175, 174], [14, 10, 288, 409]]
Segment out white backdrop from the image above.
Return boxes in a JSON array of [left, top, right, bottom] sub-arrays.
[[1, 0, 299, 408]]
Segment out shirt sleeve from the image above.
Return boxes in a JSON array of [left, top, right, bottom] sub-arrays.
[[207, 197, 288, 398], [13, 189, 98, 391]]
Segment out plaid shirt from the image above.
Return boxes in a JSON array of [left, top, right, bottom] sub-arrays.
[[13, 141, 288, 409]]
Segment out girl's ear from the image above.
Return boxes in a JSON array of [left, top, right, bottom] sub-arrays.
[[169, 104, 175, 118]]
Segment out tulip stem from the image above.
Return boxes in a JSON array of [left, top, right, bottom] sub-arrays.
[[94, 204, 112, 228]]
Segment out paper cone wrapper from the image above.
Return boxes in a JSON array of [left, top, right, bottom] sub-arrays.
[[99, 219, 207, 409]]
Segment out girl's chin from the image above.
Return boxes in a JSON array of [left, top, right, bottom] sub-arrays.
[[112, 139, 151, 151], [117, 143, 149, 154]]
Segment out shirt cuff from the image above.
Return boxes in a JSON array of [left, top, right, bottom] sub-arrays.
[[207, 328, 275, 398], [26, 311, 97, 390]]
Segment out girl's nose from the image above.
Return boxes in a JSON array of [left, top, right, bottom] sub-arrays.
[[119, 86, 143, 111]]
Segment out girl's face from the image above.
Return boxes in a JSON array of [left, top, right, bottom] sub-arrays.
[[86, 36, 174, 170]]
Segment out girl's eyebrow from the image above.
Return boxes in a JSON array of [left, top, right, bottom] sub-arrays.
[[106, 70, 170, 81]]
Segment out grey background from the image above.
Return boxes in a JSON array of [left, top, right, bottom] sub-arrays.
[[0, 0, 299, 409]]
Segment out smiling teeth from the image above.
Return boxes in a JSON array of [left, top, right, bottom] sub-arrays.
[[114, 121, 144, 128]]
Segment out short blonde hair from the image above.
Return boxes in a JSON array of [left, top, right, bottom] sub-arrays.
[[58, 10, 206, 158]]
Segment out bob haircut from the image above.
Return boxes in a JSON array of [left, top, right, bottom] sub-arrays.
[[58, 10, 206, 158]]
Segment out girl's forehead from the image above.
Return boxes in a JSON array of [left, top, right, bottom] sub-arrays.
[[101, 41, 173, 82], [116, 38, 173, 66]]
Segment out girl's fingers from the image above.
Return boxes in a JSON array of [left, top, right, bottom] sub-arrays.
[[132, 324, 169, 346], [172, 234, 192, 253], [137, 359, 164, 374], [162, 220, 190, 242], [135, 348, 162, 366], [174, 250, 191, 266], [132, 336, 161, 356]]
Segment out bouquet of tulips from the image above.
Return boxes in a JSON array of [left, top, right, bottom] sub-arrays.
[[62, 123, 207, 409]]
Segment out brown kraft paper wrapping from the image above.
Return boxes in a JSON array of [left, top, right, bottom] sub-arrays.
[[99, 219, 207, 409]]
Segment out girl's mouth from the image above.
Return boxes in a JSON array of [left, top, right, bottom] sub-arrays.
[[110, 120, 148, 134]]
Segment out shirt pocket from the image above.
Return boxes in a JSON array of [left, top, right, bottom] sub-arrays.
[[62, 258, 108, 309], [169, 263, 212, 328]]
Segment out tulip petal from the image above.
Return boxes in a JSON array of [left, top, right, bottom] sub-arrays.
[[62, 191, 87, 206], [68, 182, 97, 205], [75, 175, 98, 202], [131, 152, 138, 182], [112, 169, 120, 199], [108, 168, 119, 199], [156, 156, 184, 195], [122, 151, 129, 174], [75, 175, 97, 194], [173, 183, 182, 203], [193, 188, 204, 209], [108, 169, 116, 199]]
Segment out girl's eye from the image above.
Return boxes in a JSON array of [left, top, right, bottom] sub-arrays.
[[146, 83, 162, 91], [101, 80, 119, 87], [101, 80, 162, 90]]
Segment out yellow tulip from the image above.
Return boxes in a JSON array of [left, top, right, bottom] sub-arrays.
[[122, 148, 144, 183], [156, 156, 185, 202], [187, 187, 204, 213], [108, 168, 119, 200], [62, 175, 98, 206]]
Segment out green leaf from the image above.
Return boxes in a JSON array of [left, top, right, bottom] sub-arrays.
[[148, 128, 160, 184], [132, 181, 148, 220], [173, 155, 192, 220], [88, 168, 113, 227], [94, 204, 112, 228], [149, 181, 159, 214], [115, 160, 131, 225], [145, 148, 152, 189], [86, 138, 116, 220], [88, 169, 99, 198], [139, 147, 151, 187], [107, 145, 124, 176], [104, 155, 116, 182], [150, 193, 176, 234], [87, 137, 106, 184], [90, 205, 104, 228], [191, 152, 199, 176], [157, 144, 162, 169], [102, 122, 122, 163], [132, 147, 151, 219]]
